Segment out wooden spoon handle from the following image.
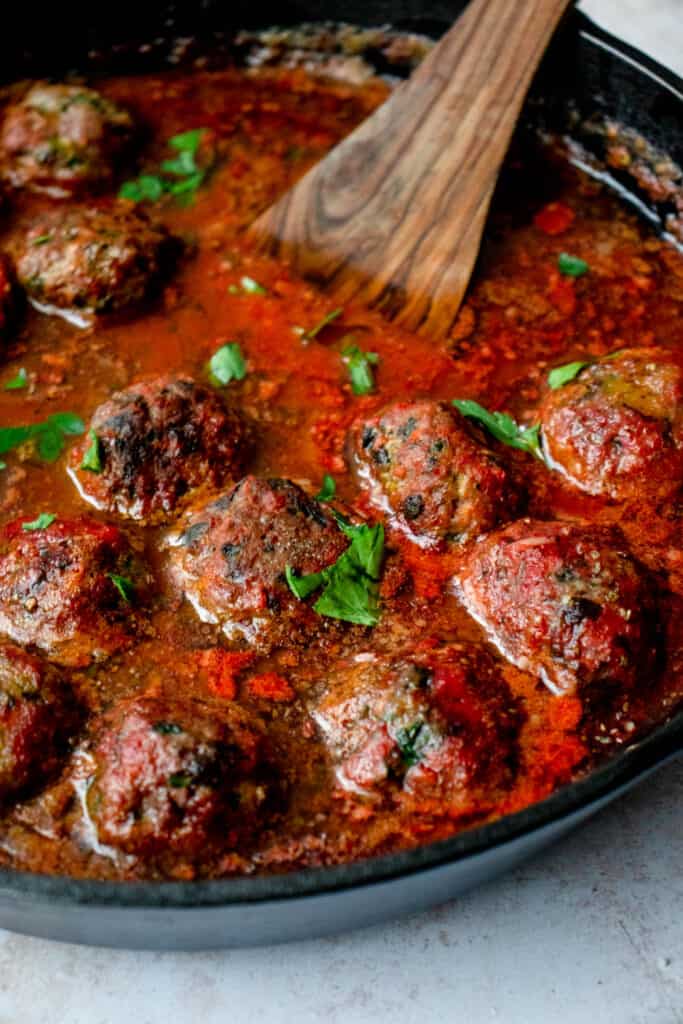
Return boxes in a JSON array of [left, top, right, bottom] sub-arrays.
[[251, 0, 571, 338]]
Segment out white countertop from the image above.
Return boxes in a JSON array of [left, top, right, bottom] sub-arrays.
[[2, 4, 682, 1022]]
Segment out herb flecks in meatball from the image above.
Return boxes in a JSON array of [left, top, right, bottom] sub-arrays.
[[458, 519, 658, 696], [167, 476, 349, 649], [0, 516, 145, 666], [1, 83, 135, 196], [349, 400, 514, 547], [69, 377, 247, 524], [0, 644, 78, 800], [314, 644, 522, 807], [16, 203, 175, 317], [541, 347, 683, 501], [87, 696, 271, 855]]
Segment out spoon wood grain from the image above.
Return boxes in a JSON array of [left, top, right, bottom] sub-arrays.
[[250, 0, 571, 338]]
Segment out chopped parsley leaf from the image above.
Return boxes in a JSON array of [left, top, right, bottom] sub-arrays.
[[240, 275, 267, 295], [558, 252, 589, 277], [452, 399, 544, 461], [168, 772, 192, 788], [286, 513, 384, 626], [394, 720, 429, 766], [548, 360, 591, 389], [315, 474, 336, 502], [118, 128, 209, 205], [303, 308, 343, 342], [0, 412, 85, 463], [3, 368, 28, 391], [153, 721, 183, 735], [81, 429, 104, 473], [22, 513, 56, 532], [209, 342, 247, 386], [108, 574, 135, 604], [342, 344, 379, 396]]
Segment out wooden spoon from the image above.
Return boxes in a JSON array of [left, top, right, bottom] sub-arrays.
[[250, 0, 571, 338]]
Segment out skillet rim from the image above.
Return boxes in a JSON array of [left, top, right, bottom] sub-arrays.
[[0, 9, 681, 911]]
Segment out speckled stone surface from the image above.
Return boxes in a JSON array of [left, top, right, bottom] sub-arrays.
[[1, 3, 682, 1022]]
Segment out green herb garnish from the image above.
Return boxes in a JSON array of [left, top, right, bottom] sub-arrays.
[[452, 399, 543, 461], [286, 514, 384, 626], [168, 772, 192, 788], [315, 474, 336, 502], [22, 513, 56, 532], [303, 308, 343, 342], [119, 128, 209, 205], [343, 344, 379, 396], [108, 574, 135, 604], [32, 234, 53, 246], [394, 720, 432, 767], [558, 252, 589, 277], [0, 412, 85, 463], [208, 342, 247, 385], [81, 429, 103, 473], [3, 368, 28, 391], [548, 360, 591, 390], [153, 722, 183, 735], [240, 275, 267, 296]]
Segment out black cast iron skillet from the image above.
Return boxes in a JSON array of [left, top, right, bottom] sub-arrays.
[[0, 2, 681, 950]]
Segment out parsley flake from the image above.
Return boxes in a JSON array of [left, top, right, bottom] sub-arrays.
[[22, 513, 56, 532], [108, 574, 135, 604], [452, 399, 544, 461], [303, 308, 343, 342], [81, 429, 104, 473], [343, 344, 379, 396], [548, 360, 591, 389], [315, 474, 336, 502], [119, 128, 209, 205], [558, 252, 589, 277], [3, 368, 28, 391], [286, 514, 384, 626], [208, 342, 247, 385], [0, 412, 84, 463], [240, 275, 267, 295]]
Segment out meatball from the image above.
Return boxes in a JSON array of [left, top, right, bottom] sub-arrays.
[[0, 516, 144, 666], [87, 696, 271, 855], [540, 348, 683, 501], [349, 400, 513, 546], [0, 254, 17, 339], [69, 377, 247, 524], [15, 203, 174, 316], [1, 83, 135, 196], [167, 476, 349, 648], [314, 644, 521, 805], [458, 519, 658, 695], [0, 644, 78, 799]]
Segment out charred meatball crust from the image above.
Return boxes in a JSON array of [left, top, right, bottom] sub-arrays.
[[349, 399, 514, 546], [87, 696, 271, 855], [167, 476, 349, 648], [70, 376, 247, 524], [540, 347, 683, 501], [0, 644, 79, 799], [314, 643, 522, 806], [1, 83, 135, 195], [0, 516, 145, 666], [458, 519, 658, 696], [16, 203, 175, 315]]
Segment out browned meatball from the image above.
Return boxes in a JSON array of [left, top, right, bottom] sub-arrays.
[[349, 400, 513, 546], [0, 644, 78, 799], [167, 476, 349, 648], [1, 83, 135, 196], [0, 516, 145, 666], [314, 644, 521, 806], [0, 254, 17, 339], [87, 696, 271, 855], [458, 519, 658, 695], [540, 348, 683, 501], [15, 203, 174, 316], [69, 377, 247, 524]]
